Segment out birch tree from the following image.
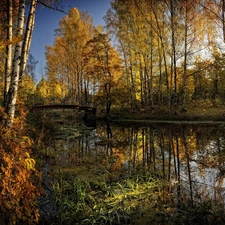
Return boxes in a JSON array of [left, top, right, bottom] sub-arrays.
[[5, 0, 26, 128], [3, 0, 65, 128], [4, 0, 13, 107], [45, 8, 94, 104], [200, 0, 225, 43], [19, 0, 37, 80]]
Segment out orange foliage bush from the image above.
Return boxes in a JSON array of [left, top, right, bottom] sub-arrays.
[[0, 107, 40, 225]]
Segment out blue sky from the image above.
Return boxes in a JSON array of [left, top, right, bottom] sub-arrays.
[[30, 0, 112, 83]]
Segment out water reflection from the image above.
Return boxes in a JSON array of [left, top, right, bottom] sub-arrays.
[[52, 122, 225, 204]]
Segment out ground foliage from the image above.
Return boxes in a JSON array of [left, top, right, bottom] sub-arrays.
[[40, 166, 225, 225], [0, 105, 40, 225]]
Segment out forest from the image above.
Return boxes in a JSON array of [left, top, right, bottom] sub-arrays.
[[42, 0, 225, 117], [1, 0, 225, 224]]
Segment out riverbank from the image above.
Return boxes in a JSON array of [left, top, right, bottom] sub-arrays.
[[105, 104, 225, 123]]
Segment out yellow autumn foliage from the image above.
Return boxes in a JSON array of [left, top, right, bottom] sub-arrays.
[[0, 35, 23, 50]]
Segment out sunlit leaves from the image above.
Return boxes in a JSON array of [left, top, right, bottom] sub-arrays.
[[0, 126, 40, 224], [18, 74, 36, 105], [45, 7, 94, 104], [0, 35, 23, 50], [83, 29, 123, 113], [36, 77, 49, 99], [105, 0, 225, 110]]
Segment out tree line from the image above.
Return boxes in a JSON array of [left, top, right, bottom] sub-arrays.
[[43, 0, 225, 116], [0, 0, 65, 127], [1, 0, 225, 127]]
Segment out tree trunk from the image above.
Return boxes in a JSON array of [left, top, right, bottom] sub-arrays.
[[6, 0, 25, 128], [157, 38, 163, 103], [170, 0, 177, 107], [4, 0, 13, 107], [105, 82, 111, 115], [139, 56, 144, 107], [20, 0, 37, 81], [182, 3, 188, 109], [149, 38, 154, 113], [222, 0, 225, 42], [129, 51, 136, 109]]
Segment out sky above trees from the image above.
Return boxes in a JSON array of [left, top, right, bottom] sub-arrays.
[[30, 0, 111, 82]]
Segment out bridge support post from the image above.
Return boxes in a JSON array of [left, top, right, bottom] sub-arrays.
[[83, 108, 96, 127]]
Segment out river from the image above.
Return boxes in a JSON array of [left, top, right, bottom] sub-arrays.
[[39, 115, 225, 224]]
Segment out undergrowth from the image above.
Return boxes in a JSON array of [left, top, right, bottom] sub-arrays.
[[39, 168, 225, 225], [0, 105, 40, 225]]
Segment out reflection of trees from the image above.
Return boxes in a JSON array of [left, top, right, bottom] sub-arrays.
[[159, 133, 165, 179], [150, 127, 156, 172], [183, 129, 193, 205], [106, 124, 225, 203], [174, 131, 181, 204], [55, 122, 225, 204], [142, 127, 156, 172], [128, 127, 138, 170]]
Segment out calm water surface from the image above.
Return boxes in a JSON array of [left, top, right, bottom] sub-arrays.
[[51, 121, 225, 204]]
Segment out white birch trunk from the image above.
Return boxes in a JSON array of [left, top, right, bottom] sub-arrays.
[[5, 0, 63, 127], [4, 0, 13, 107], [6, 0, 25, 127], [20, 0, 37, 80]]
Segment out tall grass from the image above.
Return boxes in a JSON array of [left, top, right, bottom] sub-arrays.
[[39, 168, 225, 225]]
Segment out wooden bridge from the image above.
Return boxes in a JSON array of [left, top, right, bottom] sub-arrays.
[[32, 104, 96, 112], [31, 104, 96, 121]]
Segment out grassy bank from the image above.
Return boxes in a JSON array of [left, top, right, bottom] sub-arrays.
[[106, 102, 225, 122]]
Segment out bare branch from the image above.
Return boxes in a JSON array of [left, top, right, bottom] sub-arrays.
[[37, 0, 66, 14]]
